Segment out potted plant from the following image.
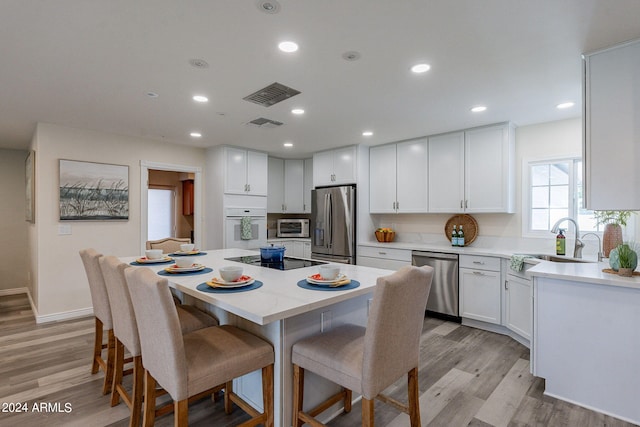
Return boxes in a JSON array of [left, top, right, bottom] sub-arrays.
[[611, 243, 638, 277], [593, 210, 635, 257]]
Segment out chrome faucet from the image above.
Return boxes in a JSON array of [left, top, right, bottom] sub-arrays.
[[551, 217, 584, 258], [581, 232, 604, 262]]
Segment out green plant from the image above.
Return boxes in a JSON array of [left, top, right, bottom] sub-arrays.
[[593, 210, 635, 227], [615, 243, 637, 268]]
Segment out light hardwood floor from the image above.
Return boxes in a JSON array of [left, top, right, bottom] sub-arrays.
[[0, 293, 636, 427]]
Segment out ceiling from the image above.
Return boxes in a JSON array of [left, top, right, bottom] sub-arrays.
[[1, 1, 640, 158]]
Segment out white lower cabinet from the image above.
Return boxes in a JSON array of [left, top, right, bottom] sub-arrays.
[[505, 268, 532, 341], [459, 255, 501, 324], [268, 239, 311, 258], [356, 245, 411, 270]]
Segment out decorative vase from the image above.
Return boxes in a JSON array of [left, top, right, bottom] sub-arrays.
[[618, 267, 633, 277], [602, 223, 623, 257]]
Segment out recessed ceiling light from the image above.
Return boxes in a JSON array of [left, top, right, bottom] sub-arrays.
[[188, 58, 209, 69], [556, 102, 575, 109], [257, 0, 280, 14], [471, 105, 487, 113], [190, 132, 202, 138], [278, 41, 299, 53], [362, 131, 374, 137], [283, 142, 293, 148], [193, 95, 208, 103], [291, 108, 305, 115], [411, 63, 431, 73]]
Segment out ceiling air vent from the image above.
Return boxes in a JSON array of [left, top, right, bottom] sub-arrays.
[[243, 82, 301, 107], [247, 117, 284, 129]]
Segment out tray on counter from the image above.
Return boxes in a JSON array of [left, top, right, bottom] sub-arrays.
[[444, 214, 478, 246]]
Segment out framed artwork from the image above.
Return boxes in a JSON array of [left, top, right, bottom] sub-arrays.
[[59, 159, 129, 220], [25, 151, 35, 222]]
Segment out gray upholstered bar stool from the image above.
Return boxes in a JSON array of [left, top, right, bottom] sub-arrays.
[[79, 248, 115, 395], [125, 267, 275, 427], [99, 256, 219, 427], [291, 265, 434, 427]]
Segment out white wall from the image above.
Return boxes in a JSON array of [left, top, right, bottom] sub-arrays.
[[0, 149, 29, 292], [372, 118, 583, 241], [30, 123, 206, 320]]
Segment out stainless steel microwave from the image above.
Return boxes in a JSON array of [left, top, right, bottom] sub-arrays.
[[277, 219, 310, 238]]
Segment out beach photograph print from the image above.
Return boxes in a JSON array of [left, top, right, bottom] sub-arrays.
[[59, 159, 129, 220]]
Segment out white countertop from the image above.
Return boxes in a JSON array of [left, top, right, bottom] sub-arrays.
[[528, 260, 640, 290], [122, 248, 391, 325]]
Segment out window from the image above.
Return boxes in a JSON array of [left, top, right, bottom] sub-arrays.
[[148, 188, 175, 240], [526, 157, 596, 235]]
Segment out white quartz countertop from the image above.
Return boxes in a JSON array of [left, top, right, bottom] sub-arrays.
[[122, 248, 390, 325], [528, 260, 640, 289]]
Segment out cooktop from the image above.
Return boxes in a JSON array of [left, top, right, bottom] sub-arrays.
[[224, 255, 326, 271]]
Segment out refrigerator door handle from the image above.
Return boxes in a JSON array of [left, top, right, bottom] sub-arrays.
[[326, 192, 333, 249]]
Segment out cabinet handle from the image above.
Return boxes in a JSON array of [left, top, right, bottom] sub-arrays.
[[505, 280, 509, 290], [472, 261, 485, 265], [396, 201, 399, 210], [472, 271, 485, 275], [378, 252, 387, 255], [465, 200, 468, 208], [248, 184, 251, 192], [460, 200, 463, 209]]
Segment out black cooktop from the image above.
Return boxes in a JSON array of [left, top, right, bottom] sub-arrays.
[[224, 255, 326, 271]]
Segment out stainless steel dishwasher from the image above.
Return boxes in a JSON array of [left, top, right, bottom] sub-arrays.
[[412, 251, 460, 322]]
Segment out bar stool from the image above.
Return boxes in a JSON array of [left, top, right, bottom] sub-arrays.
[[145, 237, 191, 254], [125, 267, 275, 427], [291, 265, 434, 427], [79, 248, 115, 395], [99, 256, 219, 427]]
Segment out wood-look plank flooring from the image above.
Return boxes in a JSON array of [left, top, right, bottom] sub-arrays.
[[0, 293, 637, 427]]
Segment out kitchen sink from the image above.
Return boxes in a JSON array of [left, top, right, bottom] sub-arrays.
[[528, 254, 594, 263]]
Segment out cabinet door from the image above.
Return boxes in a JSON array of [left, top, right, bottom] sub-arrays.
[[332, 146, 357, 185], [369, 144, 397, 213], [182, 180, 194, 216], [284, 159, 305, 212], [459, 267, 501, 324], [303, 158, 313, 213], [428, 132, 464, 212], [247, 151, 268, 196], [584, 40, 640, 210], [397, 138, 428, 213], [312, 151, 334, 187], [505, 275, 532, 340], [224, 147, 249, 194], [465, 124, 514, 213], [267, 157, 285, 213], [302, 241, 311, 258]]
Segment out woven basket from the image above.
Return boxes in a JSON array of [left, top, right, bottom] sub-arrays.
[[375, 231, 395, 242]]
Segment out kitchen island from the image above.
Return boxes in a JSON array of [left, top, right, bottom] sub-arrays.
[[123, 248, 393, 427], [529, 261, 640, 425]]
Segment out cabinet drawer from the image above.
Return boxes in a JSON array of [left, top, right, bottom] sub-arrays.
[[357, 256, 410, 271], [459, 255, 500, 271], [357, 246, 412, 262]]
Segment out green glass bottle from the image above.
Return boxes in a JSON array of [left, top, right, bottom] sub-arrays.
[[458, 225, 465, 247]]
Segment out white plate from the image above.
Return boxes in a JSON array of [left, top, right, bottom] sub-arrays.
[[306, 274, 347, 285], [137, 256, 172, 264], [206, 278, 255, 288], [164, 263, 206, 273], [170, 250, 201, 256]]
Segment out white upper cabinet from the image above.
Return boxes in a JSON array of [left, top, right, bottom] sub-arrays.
[[369, 139, 428, 213], [428, 132, 465, 212], [313, 146, 357, 187], [584, 39, 640, 210], [428, 123, 515, 213], [224, 147, 268, 196], [268, 157, 308, 213], [303, 158, 313, 213]]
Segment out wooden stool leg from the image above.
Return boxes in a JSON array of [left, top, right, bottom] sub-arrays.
[[408, 368, 421, 427], [344, 388, 353, 413], [362, 397, 375, 427], [292, 364, 304, 427], [129, 356, 144, 427], [224, 381, 233, 414], [92, 318, 103, 374], [143, 370, 157, 427], [262, 364, 274, 427], [174, 399, 188, 427], [110, 338, 124, 406], [102, 329, 116, 395]]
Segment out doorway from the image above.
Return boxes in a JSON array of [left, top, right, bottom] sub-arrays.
[[140, 161, 202, 253]]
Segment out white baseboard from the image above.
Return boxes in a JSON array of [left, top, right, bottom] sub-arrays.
[[35, 306, 94, 324], [0, 287, 29, 296]]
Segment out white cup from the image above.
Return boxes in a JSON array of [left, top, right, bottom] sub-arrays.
[[175, 257, 194, 268], [180, 243, 195, 252], [219, 266, 243, 282], [145, 249, 163, 260], [319, 264, 341, 280]]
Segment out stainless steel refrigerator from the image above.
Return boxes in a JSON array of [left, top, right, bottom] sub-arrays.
[[311, 185, 356, 264]]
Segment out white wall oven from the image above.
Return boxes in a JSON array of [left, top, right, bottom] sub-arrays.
[[224, 207, 267, 250]]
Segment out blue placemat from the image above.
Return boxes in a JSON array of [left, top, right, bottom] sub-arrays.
[[196, 280, 263, 293], [297, 279, 360, 291], [158, 267, 213, 277], [169, 252, 208, 257], [130, 259, 173, 266]]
